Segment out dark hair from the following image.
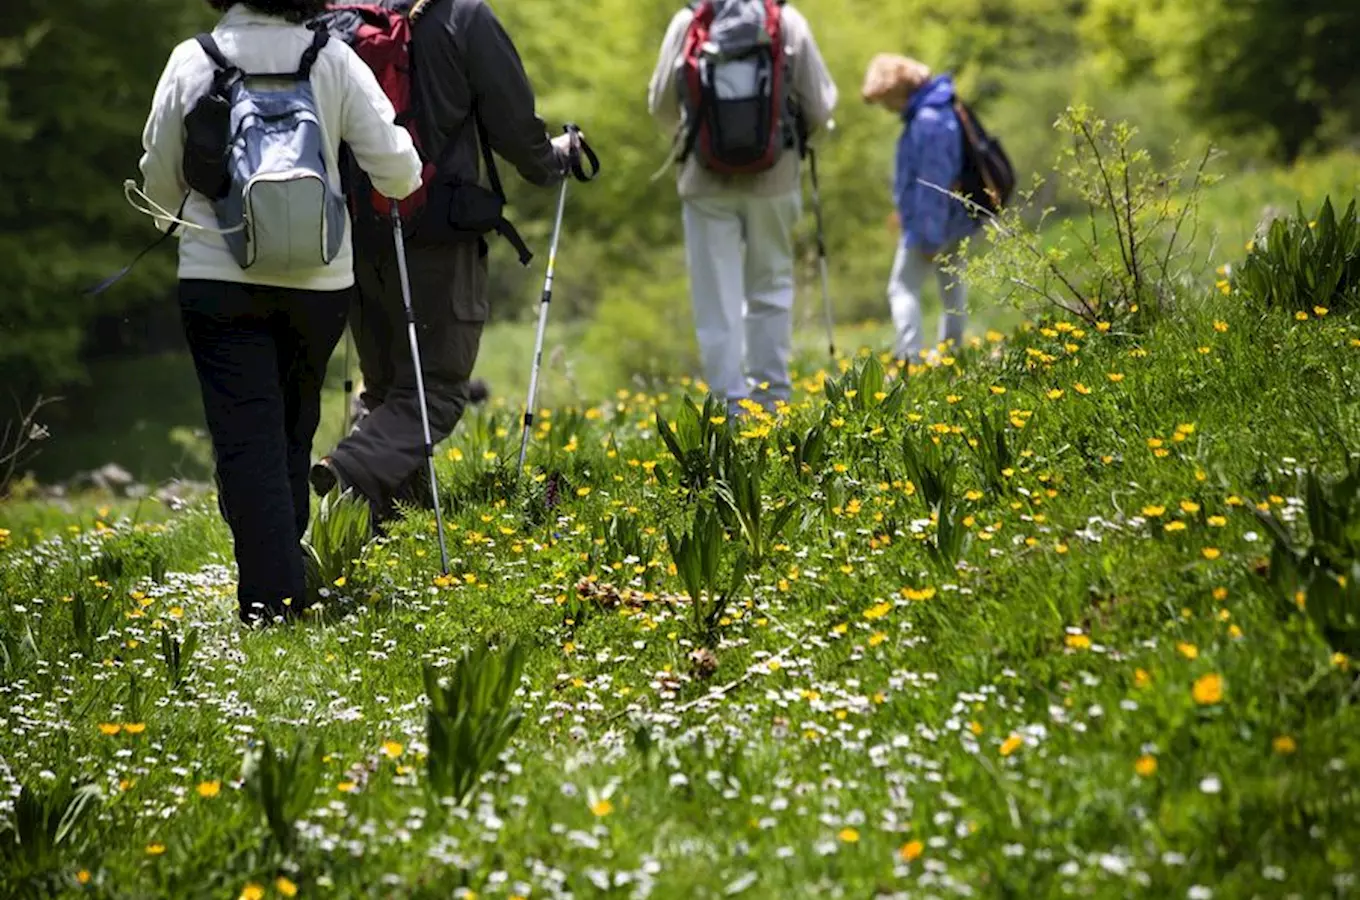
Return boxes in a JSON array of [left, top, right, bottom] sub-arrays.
[[206, 0, 328, 23]]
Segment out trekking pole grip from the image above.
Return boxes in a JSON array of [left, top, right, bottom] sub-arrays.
[[563, 123, 600, 183]]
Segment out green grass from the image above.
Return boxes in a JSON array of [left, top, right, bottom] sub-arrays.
[[22, 149, 1355, 490], [3, 258, 1360, 897]]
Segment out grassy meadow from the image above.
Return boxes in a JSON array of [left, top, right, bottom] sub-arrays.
[[4, 196, 1360, 898]]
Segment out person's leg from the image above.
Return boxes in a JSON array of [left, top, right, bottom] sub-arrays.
[[276, 288, 349, 540], [326, 242, 486, 510], [178, 280, 302, 624], [887, 241, 930, 365], [350, 240, 394, 418], [934, 254, 969, 354], [742, 190, 802, 411], [682, 196, 748, 410]]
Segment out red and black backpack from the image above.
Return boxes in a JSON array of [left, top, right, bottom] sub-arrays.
[[315, 0, 532, 263], [676, 0, 793, 176]]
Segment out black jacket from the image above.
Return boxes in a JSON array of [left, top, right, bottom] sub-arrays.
[[408, 0, 565, 189]]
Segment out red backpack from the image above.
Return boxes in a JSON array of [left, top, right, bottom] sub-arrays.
[[677, 0, 792, 176], [314, 2, 435, 219], [315, 1, 532, 262]]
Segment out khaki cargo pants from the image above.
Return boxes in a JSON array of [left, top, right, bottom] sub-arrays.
[[329, 228, 487, 514]]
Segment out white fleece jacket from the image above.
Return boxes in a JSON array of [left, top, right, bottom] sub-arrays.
[[138, 6, 423, 292]]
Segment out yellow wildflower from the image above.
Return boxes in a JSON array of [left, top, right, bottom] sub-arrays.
[[901, 839, 925, 862], [1135, 755, 1158, 777], [1192, 673, 1224, 705]]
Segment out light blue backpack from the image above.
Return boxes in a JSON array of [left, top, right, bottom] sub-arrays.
[[184, 26, 347, 274]]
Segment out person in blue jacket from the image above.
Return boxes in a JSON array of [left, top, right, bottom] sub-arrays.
[[862, 54, 979, 366]]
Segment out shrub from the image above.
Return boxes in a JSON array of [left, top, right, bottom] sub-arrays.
[[959, 105, 1221, 326], [1235, 197, 1360, 314]]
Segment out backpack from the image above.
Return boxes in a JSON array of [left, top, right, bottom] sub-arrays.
[[314, 1, 533, 264], [677, 0, 794, 175], [182, 27, 348, 274], [952, 101, 1015, 218]]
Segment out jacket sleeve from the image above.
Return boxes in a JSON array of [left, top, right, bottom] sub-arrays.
[[138, 43, 193, 233], [647, 10, 691, 131], [463, 1, 565, 187], [339, 47, 424, 201], [901, 109, 958, 253], [786, 9, 838, 139]]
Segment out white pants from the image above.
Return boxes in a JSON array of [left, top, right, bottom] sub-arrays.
[[682, 191, 802, 411], [887, 241, 968, 364]]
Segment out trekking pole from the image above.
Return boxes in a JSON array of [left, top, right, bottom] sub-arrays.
[[390, 199, 450, 576], [341, 326, 354, 440], [808, 144, 836, 360], [517, 124, 600, 474]]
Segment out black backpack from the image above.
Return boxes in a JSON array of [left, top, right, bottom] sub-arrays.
[[953, 101, 1015, 218]]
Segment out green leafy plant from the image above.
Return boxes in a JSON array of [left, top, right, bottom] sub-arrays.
[[925, 497, 974, 575], [598, 513, 659, 590], [656, 395, 733, 493], [823, 355, 906, 416], [1256, 462, 1360, 658], [303, 489, 372, 602], [240, 737, 325, 855], [667, 504, 748, 645], [969, 408, 1033, 494], [1236, 197, 1360, 314], [0, 618, 38, 678], [70, 585, 116, 658], [784, 418, 828, 485], [0, 779, 101, 891], [902, 431, 959, 514], [423, 640, 528, 807], [157, 626, 198, 691], [715, 447, 796, 571]]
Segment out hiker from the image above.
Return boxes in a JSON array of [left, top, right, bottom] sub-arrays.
[[648, 0, 838, 417], [862, 54, 980, 367], [136, 0, 423, 624], [310, 0, 581, 519]]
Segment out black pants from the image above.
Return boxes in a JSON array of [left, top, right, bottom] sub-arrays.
[[327, 230, 487, 515], [179, 279, 348, 623]]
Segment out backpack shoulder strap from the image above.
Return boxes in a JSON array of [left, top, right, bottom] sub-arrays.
[[297, 25, 331, 79], [194, 34, 232, 71]]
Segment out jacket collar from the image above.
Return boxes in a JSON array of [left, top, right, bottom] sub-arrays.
[[220, 4, 294, 27]]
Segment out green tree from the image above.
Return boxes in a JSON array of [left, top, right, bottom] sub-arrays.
[[0, 1, 212, 398], [1082, 0, 1360, 162]]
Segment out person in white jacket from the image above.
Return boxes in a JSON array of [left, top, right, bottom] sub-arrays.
[[137, 0, 422, 626], [648, 1, 837, 416]]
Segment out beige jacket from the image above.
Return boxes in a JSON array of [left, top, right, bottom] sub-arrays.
[[138, 6, 423, 291], [647, 3, 838, 200]]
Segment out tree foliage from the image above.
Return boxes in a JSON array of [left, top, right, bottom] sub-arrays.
[[0, 0, 1355, 402], [1081, 0, 1360, 162]]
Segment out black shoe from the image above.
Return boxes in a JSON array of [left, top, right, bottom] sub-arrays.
[[310, 458, 342, 497]]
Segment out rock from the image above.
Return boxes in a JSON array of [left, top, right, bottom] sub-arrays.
[[91, 463, 134, 493]]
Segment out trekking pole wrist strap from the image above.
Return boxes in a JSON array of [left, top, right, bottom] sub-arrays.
[[563, 124, 600, 183]]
